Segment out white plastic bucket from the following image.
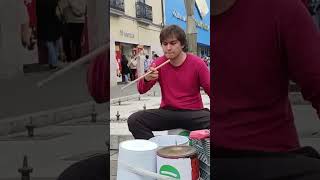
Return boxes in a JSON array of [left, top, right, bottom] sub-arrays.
[[168, 129, 190, 137], [149, 135, 189, 148], [116, 139, 158, 180], [156, 146, 199, 180]]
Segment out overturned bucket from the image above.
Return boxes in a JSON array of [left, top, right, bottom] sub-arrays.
[[116, 139, 158, 180], [157, 146, 199, 180], [168, 129, 190, 137]]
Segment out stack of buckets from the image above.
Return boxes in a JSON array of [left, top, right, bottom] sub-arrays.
[[116, 129, 201, 180]]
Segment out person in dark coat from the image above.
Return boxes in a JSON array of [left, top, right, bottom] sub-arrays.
[[120, 54, 131, 82], [36, 0, 62, 69]]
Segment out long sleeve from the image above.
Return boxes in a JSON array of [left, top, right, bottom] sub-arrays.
[[281, 0, 320, 117], [137, 78, 157, 94], [199, 61, 210, 98]]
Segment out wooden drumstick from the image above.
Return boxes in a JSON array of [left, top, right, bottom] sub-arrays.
[[121, 59, 170, 90]]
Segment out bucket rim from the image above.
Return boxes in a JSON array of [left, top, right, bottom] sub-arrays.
[[156, 145, 197, 159]]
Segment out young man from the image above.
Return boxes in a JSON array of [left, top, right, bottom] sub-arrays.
[[127, 25, 210, 139], [213, 0, 320, 179]]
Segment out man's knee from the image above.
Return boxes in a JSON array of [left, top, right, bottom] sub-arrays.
[[127, 111, 144, 131]]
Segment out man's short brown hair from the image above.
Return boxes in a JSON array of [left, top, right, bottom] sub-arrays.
[[160, 25, 188, 52]]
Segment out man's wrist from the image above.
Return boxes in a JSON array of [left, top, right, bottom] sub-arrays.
[[144, 77, 150, 82]]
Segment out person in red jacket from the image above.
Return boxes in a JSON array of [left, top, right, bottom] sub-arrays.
[[127, 25, 210, 139], [213, 0, 320, 179]]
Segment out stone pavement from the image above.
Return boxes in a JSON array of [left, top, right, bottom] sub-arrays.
[[0, 64, 110, 179], [0, 64, 93, 120], [0, 113, 108, 180]]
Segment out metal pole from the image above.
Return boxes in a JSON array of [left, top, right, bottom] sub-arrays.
[[184, 0, 197, 55]]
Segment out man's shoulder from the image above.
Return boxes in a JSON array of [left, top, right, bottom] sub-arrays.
[[259, 0, 302, 16], [187, 53, 202, 60], [187, 53, 205, 65]]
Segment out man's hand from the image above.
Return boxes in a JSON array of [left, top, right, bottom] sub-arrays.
[[144, 67, 158, 81]]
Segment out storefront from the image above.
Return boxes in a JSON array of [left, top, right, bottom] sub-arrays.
[[114, 41, 151, 79], [110, 0, 163, 85], [164, 0, 210, 57]]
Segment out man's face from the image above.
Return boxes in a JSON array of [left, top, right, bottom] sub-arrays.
[[161, 37, 184, 60]]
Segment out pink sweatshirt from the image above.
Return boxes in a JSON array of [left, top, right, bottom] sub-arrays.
[[137, 53, 210, 110]]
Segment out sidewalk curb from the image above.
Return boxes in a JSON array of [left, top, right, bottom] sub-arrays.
[[110, 91, 158, 105], [110, 90, 208, 105], [0, 101, 107, 136]]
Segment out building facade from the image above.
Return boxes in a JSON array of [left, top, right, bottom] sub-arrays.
[[110, 0, 164, 86], [163, 0, 210, 57]]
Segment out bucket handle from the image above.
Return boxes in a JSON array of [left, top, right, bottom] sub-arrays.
[[118, 161, 178, 180]]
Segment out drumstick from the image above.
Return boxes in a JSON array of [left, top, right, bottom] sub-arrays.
[[118, 161, 176, 180], [121, 59, 170, 90]]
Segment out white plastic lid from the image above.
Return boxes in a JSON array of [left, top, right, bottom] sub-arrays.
[[120, 139, 158, 151]]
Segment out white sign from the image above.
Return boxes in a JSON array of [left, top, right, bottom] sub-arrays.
[[195, 0, 209, 19], [172, 10, 209, 31], [120, 30, 135, 38]]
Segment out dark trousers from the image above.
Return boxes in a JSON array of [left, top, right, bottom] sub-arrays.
[[62, 23, 84, 62], [37, 40, 48, 64], [129, 69, 137, 81], [127, 108, 210, 139], [213, 146, 320, 180]]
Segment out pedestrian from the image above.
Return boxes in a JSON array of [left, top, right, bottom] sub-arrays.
[[127, 24, 210, 140], [213, 0, 320, 179], [135, 45, 146, 77], [153, 53, 159, 60], [120, 54, 130, 83], [128, 53, 138, 81], [58, 0, 87, 62], [36, 0, 62, 69], [144, 54, 152, 73]]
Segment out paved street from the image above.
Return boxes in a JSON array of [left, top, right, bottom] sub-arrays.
[[0, 64, 108, 179], [0, 64, 94, 119], [0, 115, 108, 179]]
